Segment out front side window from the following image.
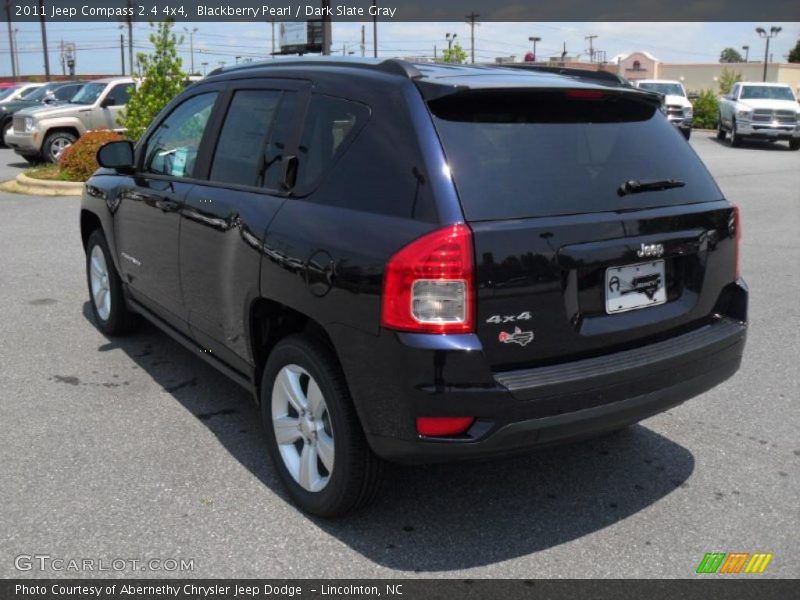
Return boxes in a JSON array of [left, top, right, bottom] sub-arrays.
[[70, 83, 105, 105], [106, 83, 133, 106], [144, 92, 217, 178], [295, 94, 369, 189], [209, 90, 282, 186]]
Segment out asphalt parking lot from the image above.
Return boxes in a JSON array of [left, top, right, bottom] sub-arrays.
[[0, 135, 798, 579]]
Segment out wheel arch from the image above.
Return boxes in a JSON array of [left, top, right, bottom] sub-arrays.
[[80, 209, 102, 250]]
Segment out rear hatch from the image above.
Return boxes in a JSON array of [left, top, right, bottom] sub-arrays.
[[429, 87, 738, 372]]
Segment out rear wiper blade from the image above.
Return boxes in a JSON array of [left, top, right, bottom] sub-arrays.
[[618, 178, 686, 196]]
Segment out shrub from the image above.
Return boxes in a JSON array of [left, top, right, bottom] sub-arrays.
[[691, 90, 720, 129], [58, 129, 124, 182]]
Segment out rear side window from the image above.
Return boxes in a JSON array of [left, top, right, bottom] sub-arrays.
[[430, 90, 722, 221], [53, 84, 81, 101], [209, 90, 282, 186], [295, 94, 368, 190]]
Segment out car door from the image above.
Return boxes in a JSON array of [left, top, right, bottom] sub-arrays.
[[92, 82, 132, 130], [180, 79, 307, 373], [113, 87, 222, 333]]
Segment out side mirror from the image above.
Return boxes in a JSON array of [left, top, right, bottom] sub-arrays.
[[97, 140, 135, 173]]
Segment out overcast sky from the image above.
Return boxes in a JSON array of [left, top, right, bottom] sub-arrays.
[[3, 21, 799, 76]]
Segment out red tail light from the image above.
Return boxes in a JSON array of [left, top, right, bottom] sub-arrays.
[[733, 205, 742, 279], [566, 90, 606, 100], [381, 224, 475, 333], [416, 417, 475, 437]]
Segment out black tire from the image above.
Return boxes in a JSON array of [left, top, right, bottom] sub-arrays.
[[22, 155, 39, 165], [730, 119, 742, 147], [260, 334, 383, 518], [716, 115, 726, 140], [85, 229, 137, 335], [43, 130, 77, 163], [1, 120, 11, 147], [790, 139, 800, 151], [682, 128, 691, 140]]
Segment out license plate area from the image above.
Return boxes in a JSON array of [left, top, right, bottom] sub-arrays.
[[605, 260, 667, 314]]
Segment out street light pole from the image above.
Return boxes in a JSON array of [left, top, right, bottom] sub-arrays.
[[184, 26, 198, 74], [39, 0, 50, 80], [528, 36, 541, 62], [4, 1, 17, 81], [755, 26, 781, 82]]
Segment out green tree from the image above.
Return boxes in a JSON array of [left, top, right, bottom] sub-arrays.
[[691, 89, 720, 129], [443, 42, 467, 64], [788, 38, 800, 63], [719, 47, 744, 63], [120, 20, 185, 141], [718, 68, 742, 94]]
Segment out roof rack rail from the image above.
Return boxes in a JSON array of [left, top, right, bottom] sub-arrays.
[[207, 57, 423, 80], [500, 64, 632, 87]]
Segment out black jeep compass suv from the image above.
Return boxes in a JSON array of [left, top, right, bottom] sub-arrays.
[[81, 59, 747, 517]]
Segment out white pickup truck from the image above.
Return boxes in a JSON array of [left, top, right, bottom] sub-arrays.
[[718, 82, 800, 150], [633, 79, 693, 139]]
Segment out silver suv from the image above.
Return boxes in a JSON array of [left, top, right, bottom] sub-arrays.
[[6, 77, 134, 163]]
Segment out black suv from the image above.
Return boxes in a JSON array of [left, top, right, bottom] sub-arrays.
[[81, 59, 747, 517]]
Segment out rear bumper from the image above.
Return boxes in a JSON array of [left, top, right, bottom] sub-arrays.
[[348, 310, 747, 463]]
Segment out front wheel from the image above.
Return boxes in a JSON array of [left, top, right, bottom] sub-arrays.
[[1, 120, 12, 147], [716, 115, 727, 140], [682, 128, 691, 140], [85, 229, 137, 335], [790, 139, 800, 151], [730, 119, 743, 147], [261, 335, 383, 517], [43, 130, 77, 163]]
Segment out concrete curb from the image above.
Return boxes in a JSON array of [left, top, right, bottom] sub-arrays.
[[0, 172, 84, 196]]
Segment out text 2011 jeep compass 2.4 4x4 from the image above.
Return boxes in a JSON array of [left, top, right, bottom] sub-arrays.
[[81, 59, 747, 517]]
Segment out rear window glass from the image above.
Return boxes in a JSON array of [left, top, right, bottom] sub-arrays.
[[430, 90, 722, 221]]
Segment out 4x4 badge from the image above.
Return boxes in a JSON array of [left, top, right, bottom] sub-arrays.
[[499, 327, 534, 347]]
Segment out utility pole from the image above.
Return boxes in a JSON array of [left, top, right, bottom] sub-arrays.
[[60, 40, 65, 75], [13, 27, 20, 78], [360, 25, 365, 57], [742, 45, 749, 62], [756, 26, 781, 82], [5, 1, 17, 80], [270, 20, 275, 57], [585, 34, 597, 63], [321, 0, 331, 55], [372, 0, 378, 57], [465, 12, 480, 64], [125, 0, 133, 78], [184, 27, 198, 75], [39, 0, 50, 80], [120, 34, 125, 75]]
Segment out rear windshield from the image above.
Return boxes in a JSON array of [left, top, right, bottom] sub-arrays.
[[740, 86, 795, 101], [430, 90, 722, 221]]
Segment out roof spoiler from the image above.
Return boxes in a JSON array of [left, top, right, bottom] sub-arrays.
[[499, 64, 634, 88]]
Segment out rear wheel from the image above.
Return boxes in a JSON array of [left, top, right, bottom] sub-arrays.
[[790, 139, 800, 151], [43, 130, 77, 163], [261, 334, 383, 517], [85, 229, 137, 335], [730, 119, 742, 147]]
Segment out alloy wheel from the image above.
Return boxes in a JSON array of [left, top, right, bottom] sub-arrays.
[[271, 364, 335, 493], [89, 245, 111, 321]]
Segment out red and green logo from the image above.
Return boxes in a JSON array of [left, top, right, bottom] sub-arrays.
[[696, 552, 773, 574]]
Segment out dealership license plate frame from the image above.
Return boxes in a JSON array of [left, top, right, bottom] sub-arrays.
[[605, 260, 667, 314]]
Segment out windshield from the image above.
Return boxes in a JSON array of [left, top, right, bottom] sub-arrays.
[[70, 82, 105, 105], [23, 84, 56, 102], [740, 86, 795, 101], [637, 82, 685, 97], [430, 90, 721, 221], [0, 87, 20, 100]]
